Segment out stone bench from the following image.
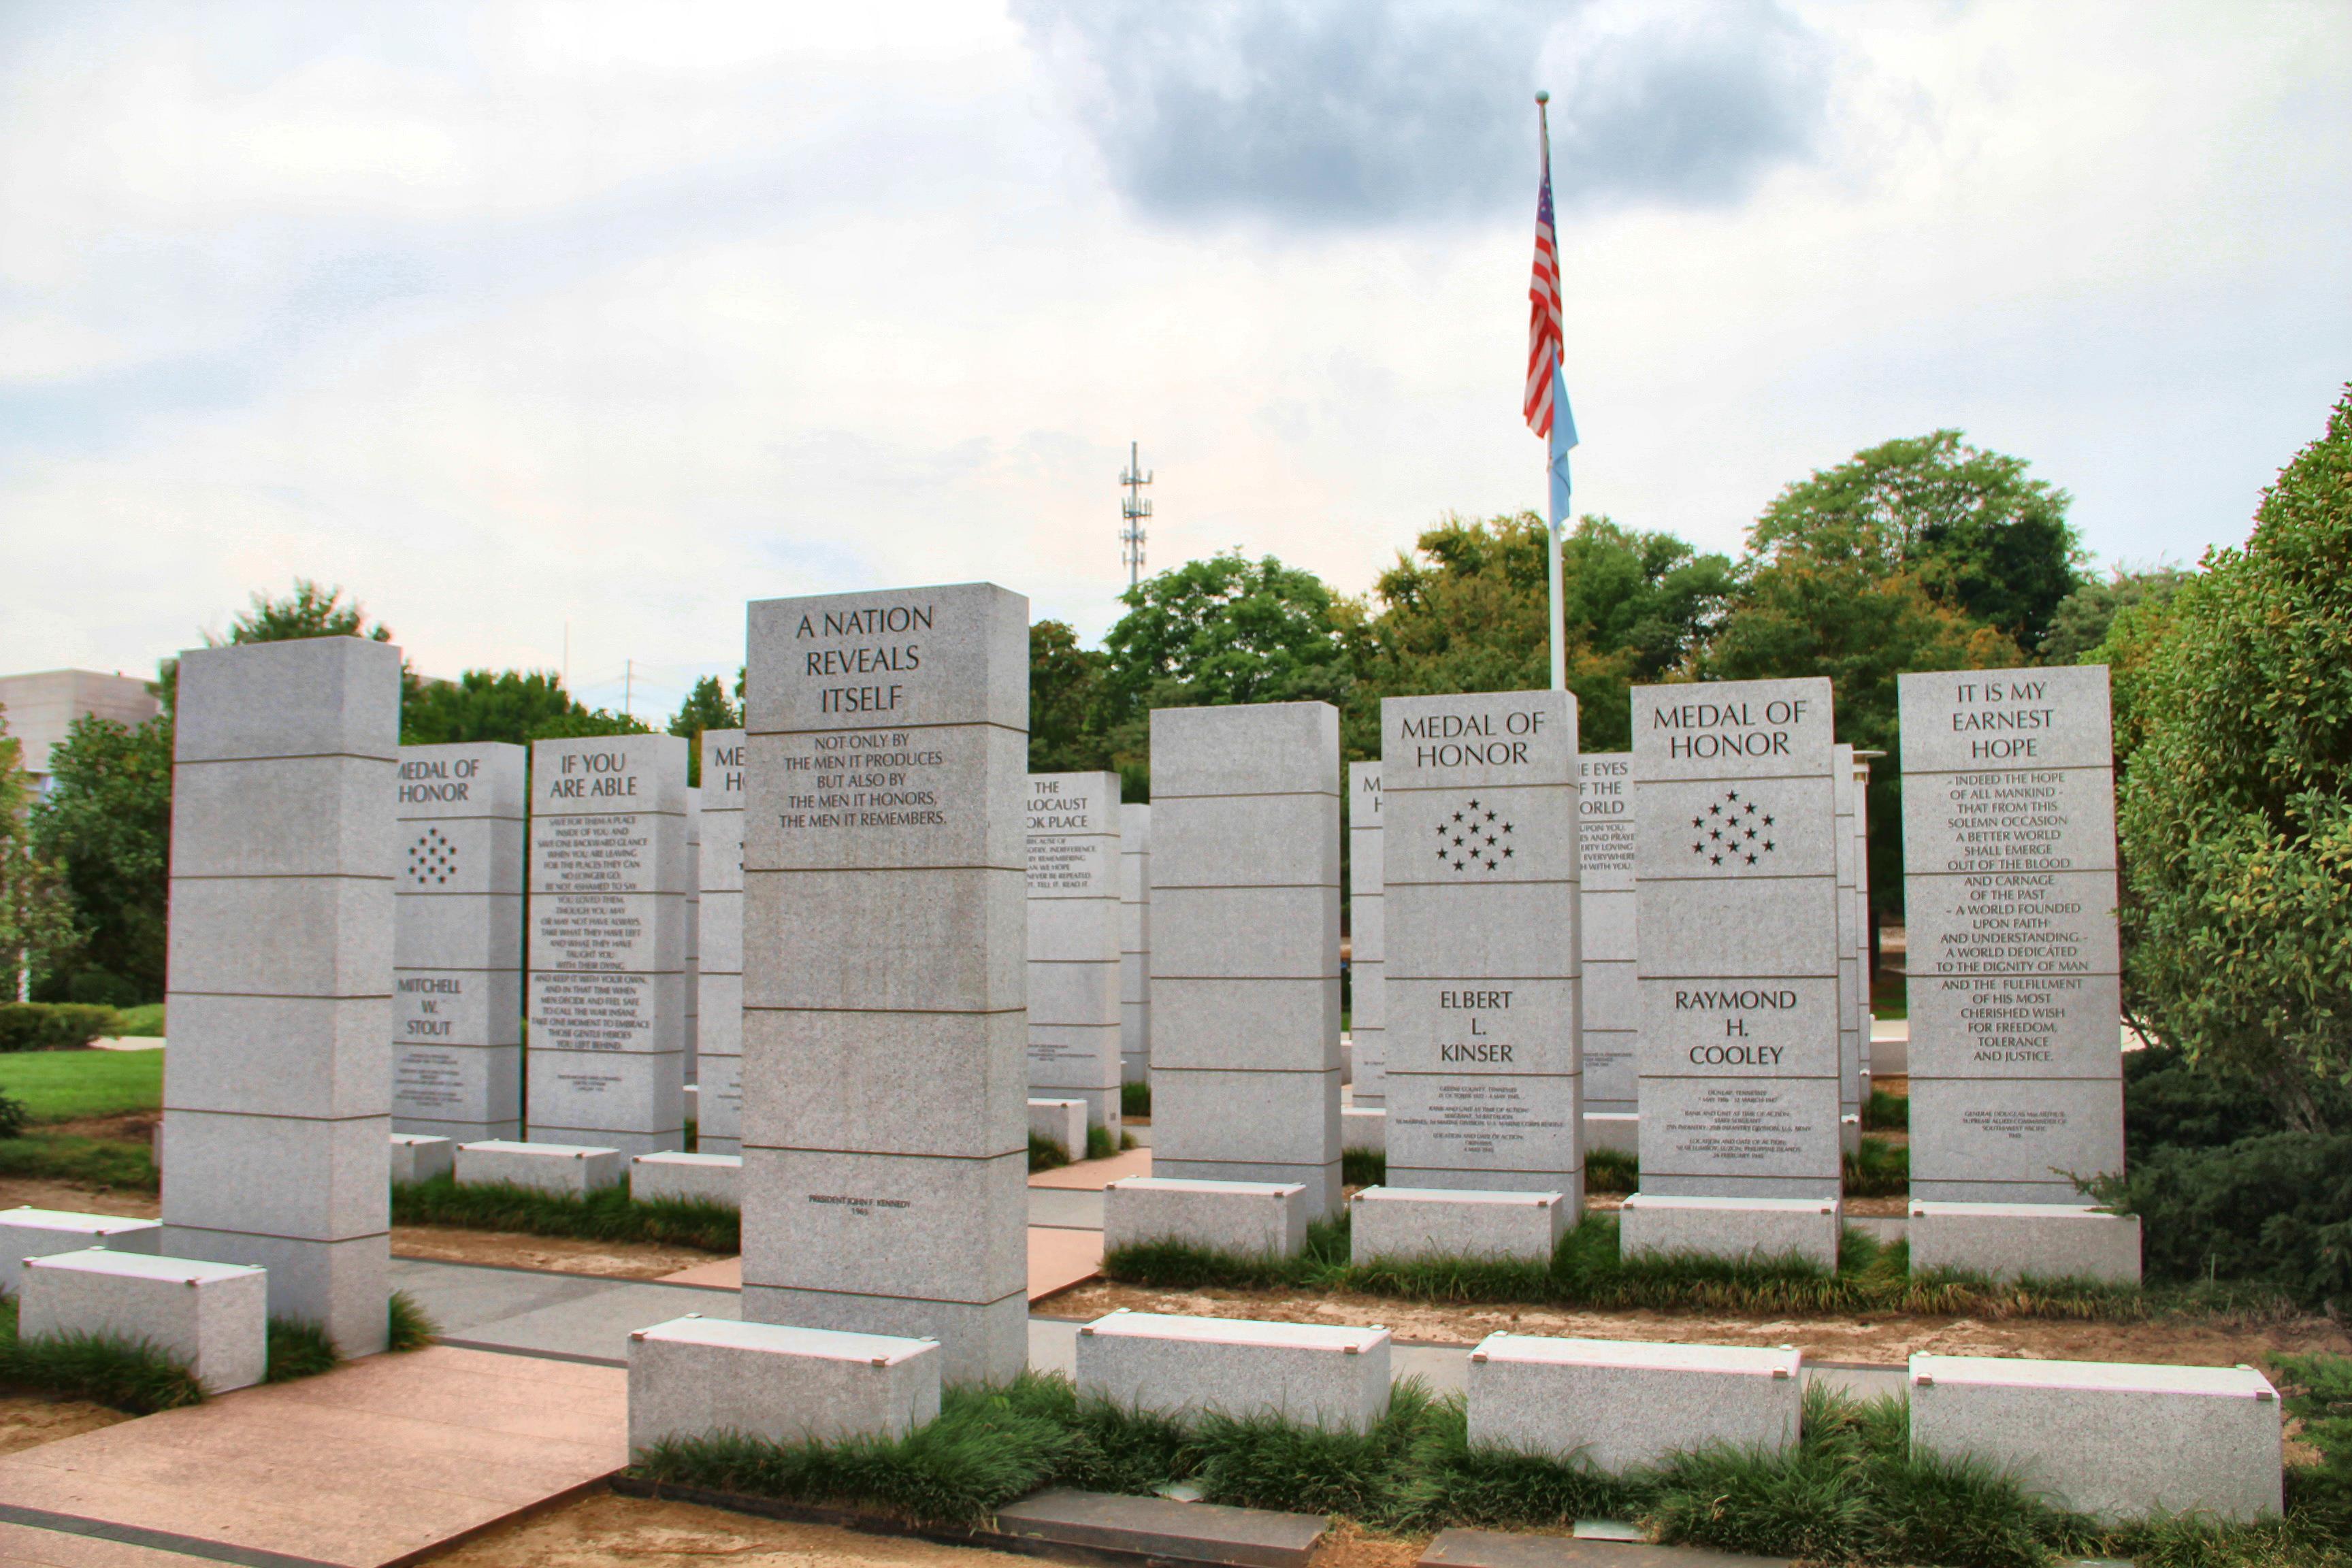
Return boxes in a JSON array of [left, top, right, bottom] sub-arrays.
[[20, 1249, 267, 1393], [1910, 1354, 2281, 1520], [1617, 1193, 1842, 1270], [1907, 1202, 2141, 1286], [1103, 1177, 1309, 1259], [628, 1315, 941, 1452], [0, 1208, 163, 1295], [1077, 1309, 1390, 1431], [389, 1133, 455, 1185], [1341, 1107, 1386, 1154], [455, 1139, 623, 1196], [629, 1152, 741, 1208], [1350, 1187, 1567, 1265], [1467, 1333, 1802, 1472]]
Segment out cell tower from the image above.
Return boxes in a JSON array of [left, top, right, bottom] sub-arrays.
[[1120, 440, 1152, 590]]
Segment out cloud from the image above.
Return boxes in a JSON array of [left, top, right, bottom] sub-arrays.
[[1017, 0, 1831, 226]]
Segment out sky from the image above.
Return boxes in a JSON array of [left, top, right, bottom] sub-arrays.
[[3, 0, 2348, 719]]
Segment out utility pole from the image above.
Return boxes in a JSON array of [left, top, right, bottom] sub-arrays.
[[1120, 440, 1152, 591]]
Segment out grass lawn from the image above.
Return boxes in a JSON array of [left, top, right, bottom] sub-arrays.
[[0, 1049, 163, 1123]]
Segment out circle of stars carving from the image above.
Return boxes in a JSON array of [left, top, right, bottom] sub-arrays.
[[1433, 797, 1515, 873], [406, 827, 459, 887], [1690, 789, 1776, 868]]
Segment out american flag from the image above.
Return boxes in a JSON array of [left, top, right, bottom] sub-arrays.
[[1524, 131, 1565, 440]]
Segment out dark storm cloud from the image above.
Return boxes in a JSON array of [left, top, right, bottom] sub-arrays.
[[1017, 0, 1831, 225]]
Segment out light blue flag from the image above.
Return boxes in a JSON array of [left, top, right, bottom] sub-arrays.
[[1546, 362, 1578, 527]]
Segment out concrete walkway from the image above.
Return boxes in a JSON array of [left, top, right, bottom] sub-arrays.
[[0, 1346, 623, 1568]]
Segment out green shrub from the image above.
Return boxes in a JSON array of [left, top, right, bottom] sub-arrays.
[[2104, 1130, 2352, 1309], [1844, 1136, 1909, 1197], [1861, 1086, 1909, 1131], [387, 1290, 438, 1352], [0, 1092, 24, 1139], [391, 1173, 738, 1253], [0, 1296, 203, 1413], [0, 1002, 118, 1052], [1121, 1081, 1151, 1120], [1342, 1149, 1384, 1188], [1029, 1134, 1071, 1172], [1586, 1148, 1637, 1194], [265, 1317, 340, 1382], [1085, 1123, 1120, 1162], [0, 1130, 157, 1190], [111, 1002, 165, 1038]]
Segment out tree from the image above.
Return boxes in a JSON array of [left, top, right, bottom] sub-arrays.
[[1097, 553, 1352, 790], [1352, 513, 1732, 753], [2113, 386, 2352, 1132], [1751, 431, 2085, 651], [157, 578, 419, 717], [403, 670, 584, 747], [668, 674, 745, 786], [1709, 536, 2021, 915], [2040, 564, 2197, 664], [27, 713, 174, 1003], [1030, 621, 1111, 774], [0, 711, 78, 1000]]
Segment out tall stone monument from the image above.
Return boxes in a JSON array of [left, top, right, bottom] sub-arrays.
[[1026, 772, 1124, 1134], [1348, 762, 1386, 1108], [1899, 667, 2124, 1202], [740, 583, 1030, 1382], [1119, 803, 1152, 1088], [1149, 703, 1343, 1215], [525, 733, 689, 1157], [163, 636, 397, 1355], [1578, 753, 1637, 1143], [697, 730, 747, 1155], [1631, 678, 1842, 1200], [1852, 752, 1874, 1094], [1384, 691, 1582, 1198], [393, 741, 525, 1143]]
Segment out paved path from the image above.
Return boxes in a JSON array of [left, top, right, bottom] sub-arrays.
[[0, 1346, 623, 1568]]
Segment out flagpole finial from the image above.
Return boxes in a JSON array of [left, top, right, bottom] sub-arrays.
[[1535, 90, 1549, 104]]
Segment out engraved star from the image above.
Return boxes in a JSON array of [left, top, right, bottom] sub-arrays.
[[1764, 840, 1776, 851], [1486, 809, 1497, 821], [1708, 803, 1721, 816], [1501, 822, 1512, 834], [1710, 828, 1722, 841], [1486, 858, 1499, 870], [1469, 798, 1482, 810], [1692, 842, 1705, 854], [1727, 790, 1740, 802], [1691, 816, 1703, 829], [1453, 858, 1466, 870], [1503, 846, 1514, 858], [1485, 834, 1497, 847], [1763, 815, 1774, 826], [1746, 853, 1758, 864], [1710, 853, 1724, 866], [1437, 848, 1450, 862], [1453, 811, 1464, 823], [1453, 835, 1465, 847], [1744, 827, 1757, 840]]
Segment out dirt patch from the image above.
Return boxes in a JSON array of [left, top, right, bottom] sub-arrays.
[[1045, 1281, 2352, 1371], [391, 1226, 721, 1280], [0, 1175, 158, 1218], [1311, 1519, 1431, 1568], [0, 1392, 132, 1456], [44, 1113, 158, 1141], [431, 1489, 1045, 1568]]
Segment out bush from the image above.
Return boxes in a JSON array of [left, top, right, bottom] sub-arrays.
[[0, 1092, 25, 1139], [110, 1002, 164, 1038], [0, 1002, 118, 1052], [1861, 1087, 1908, 1132], [2104, 1130, 2352, 1309], [1121, 1081, 1150, 1120], [1844, 1137, 1909, 1197], [0, 1130, 156, 1190], [391, 1173, 738, 1253], [1028, 1134, 1071, 1173], [0, 1296, 204, 1414]]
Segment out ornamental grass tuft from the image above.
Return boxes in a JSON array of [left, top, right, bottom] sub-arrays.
[[391, 1172, 738, 1253]]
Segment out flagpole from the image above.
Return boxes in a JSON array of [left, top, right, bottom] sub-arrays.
[[1538, 92, 1567, 694]]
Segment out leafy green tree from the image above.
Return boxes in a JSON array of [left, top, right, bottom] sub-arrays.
[[523, 706, 652, 742], [0, 711, 78, 999], [27, 713, 174, 1003], [2112, 387, 2352, 1132], [1098, 553, 1352, 791], [1352, 513, 1731, 752], [1709, 534, 2020, 913], [158, 579, 418, 718], [403, 670, 584, 747], [668, 674, 745, 786], [2039, 564, 2196, 664], [1030, 621, 1111, 773], [1751, 431, 2085, 651]]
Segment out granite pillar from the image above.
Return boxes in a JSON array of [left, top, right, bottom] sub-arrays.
[[697, 730, 747, 1155], [740, 583, 1030, 1382], [1348, 763, 1386, 1109], [1149, 703, 1343, 1217], [1384, 691, 1582, 1200], [1026, 772, 1124, 1133], [161, 636, 397, 1355], [1899, 668, 2124, 1202], [525, 734, 689, 1157], [1120, 804, 1152, 1088], [685, 785, 702, 1089], [393, 742, 525, 1143], [1632, 678, 1842, 1199], [1835, 744, 1861, 1148], [1578, 753, 1637, 1126]]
